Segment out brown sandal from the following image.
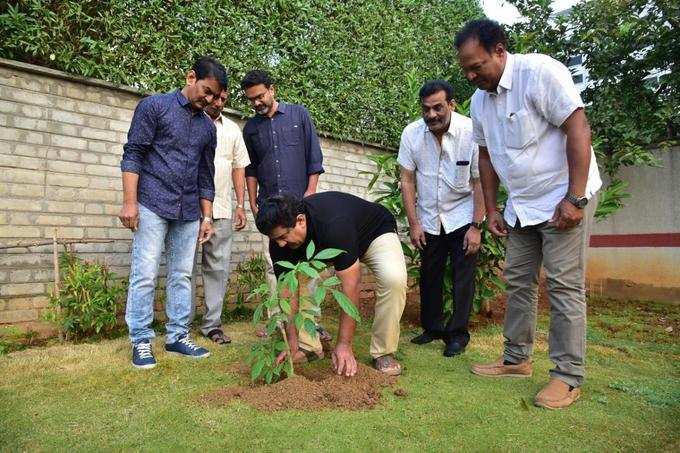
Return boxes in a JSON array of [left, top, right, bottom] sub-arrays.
[[207, 329, 231, 345], [373, 354, 402, 376]]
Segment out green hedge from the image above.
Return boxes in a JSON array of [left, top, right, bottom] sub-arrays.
[[0, 0, 482, 146]]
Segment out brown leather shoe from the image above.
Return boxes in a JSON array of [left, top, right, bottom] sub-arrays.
[[470, 357, 532, 378], [534, 378, 581, 409]]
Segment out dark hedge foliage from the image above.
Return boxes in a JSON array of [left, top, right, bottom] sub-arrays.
[[0, 0, 483, 145]]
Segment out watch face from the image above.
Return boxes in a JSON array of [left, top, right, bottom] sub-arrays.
[[578, 198, 588, 208]]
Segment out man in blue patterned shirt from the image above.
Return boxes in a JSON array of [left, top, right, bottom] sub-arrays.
[[119, 56, 227, 369]]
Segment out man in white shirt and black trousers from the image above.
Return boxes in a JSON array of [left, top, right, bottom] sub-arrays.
[[398, 80, 485, 358], [455, 19, 602, 409]]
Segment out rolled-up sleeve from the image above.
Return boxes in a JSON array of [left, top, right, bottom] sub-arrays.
[[301, 108, 324, 175], [121, 97, 156, 174], [198, 124, 216, 201]]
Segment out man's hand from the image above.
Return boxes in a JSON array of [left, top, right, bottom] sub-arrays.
[[549, 198, 583, 230], [118, 202, 139, 231], [250, 202, 258, 218], [331, 342, 357, 377], [463, 225, 482, 256], [276, 348, 309, 365], [233, 207, 247, 231], [409, 223, 427, 250], [198, 220, 214, 244], [487, 210, 508, 237]]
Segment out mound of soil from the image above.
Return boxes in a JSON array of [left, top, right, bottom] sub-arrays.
[[201, 362, 397, 411]]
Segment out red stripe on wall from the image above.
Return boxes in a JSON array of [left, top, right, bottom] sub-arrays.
[[590, 233, 680, 248]]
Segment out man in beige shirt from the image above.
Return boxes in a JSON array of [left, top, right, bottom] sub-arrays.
[[193, 88, 250, 344]]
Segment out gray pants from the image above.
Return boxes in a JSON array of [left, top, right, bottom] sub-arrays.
[[503, 195, 597, 388], [191, 219, 233, 336]]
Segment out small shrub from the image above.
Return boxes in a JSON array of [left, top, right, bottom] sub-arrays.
[[223, 253, 266, 321], [46, 252, 125, 340], [247, 242, 359, 384]]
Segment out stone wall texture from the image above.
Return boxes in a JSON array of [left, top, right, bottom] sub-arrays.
[[0, 59, 390, 333]]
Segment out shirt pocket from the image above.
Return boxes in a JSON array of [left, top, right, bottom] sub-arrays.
[[283, 123, 302, 146], [504, 109, 536, 150]]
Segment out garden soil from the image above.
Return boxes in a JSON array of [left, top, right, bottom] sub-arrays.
[[202, 362, 397, 411]]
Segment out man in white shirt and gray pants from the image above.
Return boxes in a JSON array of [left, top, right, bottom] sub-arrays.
[[455, 19, 602, 409], [192, 88, 250, 344], [398, 80, 485, 358]]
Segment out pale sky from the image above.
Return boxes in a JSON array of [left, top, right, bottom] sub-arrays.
[[482, 0, 581, 24]]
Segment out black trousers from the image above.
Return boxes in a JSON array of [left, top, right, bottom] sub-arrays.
[[419, 224, 477, 345]]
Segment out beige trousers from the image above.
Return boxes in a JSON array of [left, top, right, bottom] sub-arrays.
[[361, 232, 407, 358]]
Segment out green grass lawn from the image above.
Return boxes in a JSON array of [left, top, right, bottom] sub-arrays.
[[1, 298, 678, 452]]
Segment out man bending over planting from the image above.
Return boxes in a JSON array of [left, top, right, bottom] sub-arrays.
[[256, 192, 407, 376]]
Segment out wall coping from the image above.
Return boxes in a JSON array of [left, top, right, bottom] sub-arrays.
[[0, 58, 394, 152]]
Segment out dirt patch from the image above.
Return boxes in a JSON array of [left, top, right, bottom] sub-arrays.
[[201, 362, 397, 411]]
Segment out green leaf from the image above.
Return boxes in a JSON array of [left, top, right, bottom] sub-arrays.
[[284, 272, 299, 294], [294, 313, 305, 330], [275, 260, 296, 270], [297, 262, 320, 279], [332, 289, 361, 321], [313, 248, 345, 260], [274, 341, 287, 352], [252, 304, 264, 325], [280, 298, 291, 315], [303, 318, 318, 337], [310, 260, 325, 270], [322, 276, 341, 287], [250, 359, 265, 381], [313, 287, 326, 305], [305, 241, 315, 260]]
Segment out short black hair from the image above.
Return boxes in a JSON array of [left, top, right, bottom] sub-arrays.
[[454, 19, 507, 53], [419, 80, 455, 102], [241, 70, 273, 90], [255, 194, 304, 236], [192, 56, 228, 90]]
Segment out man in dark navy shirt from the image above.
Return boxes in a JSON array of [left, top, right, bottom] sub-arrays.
[[256, 192, 407, 377], [119, 56, 227, 369], [241, 70, 327, 354]]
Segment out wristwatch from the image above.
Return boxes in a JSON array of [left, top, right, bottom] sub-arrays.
[[565, 193, 588, 209], [201, 216, 213, 224], [470, 221, 484, 230], [236, 204, 244, 209]]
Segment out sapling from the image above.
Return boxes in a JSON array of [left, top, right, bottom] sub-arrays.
[[247, 241, 361, 383]]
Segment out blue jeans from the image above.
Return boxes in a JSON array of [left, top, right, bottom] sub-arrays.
[[125, 204, 199, 344]]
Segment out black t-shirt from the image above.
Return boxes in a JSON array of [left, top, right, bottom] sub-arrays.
[[270, 191, 397, 276]]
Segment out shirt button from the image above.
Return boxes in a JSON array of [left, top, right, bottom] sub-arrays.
[[273, 131, 276, 134]]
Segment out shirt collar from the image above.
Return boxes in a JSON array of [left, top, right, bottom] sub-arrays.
[[175, 89, 191, 107], [276, 101, 287, 114], [493, 52, 514, 95], [213, 113, 224, 125], [423, 114, 457, 136]]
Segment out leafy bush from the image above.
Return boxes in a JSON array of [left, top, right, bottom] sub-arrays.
[[0, 0, 482, 146], [223, 253, 266, 321], [247, 242, 359, 383], [46, 252, 125, 340]]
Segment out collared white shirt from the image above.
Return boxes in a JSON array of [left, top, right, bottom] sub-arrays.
[[470, 52, 602, 227], [397, 113, 479, 235], [212, 114, 251, 219]]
